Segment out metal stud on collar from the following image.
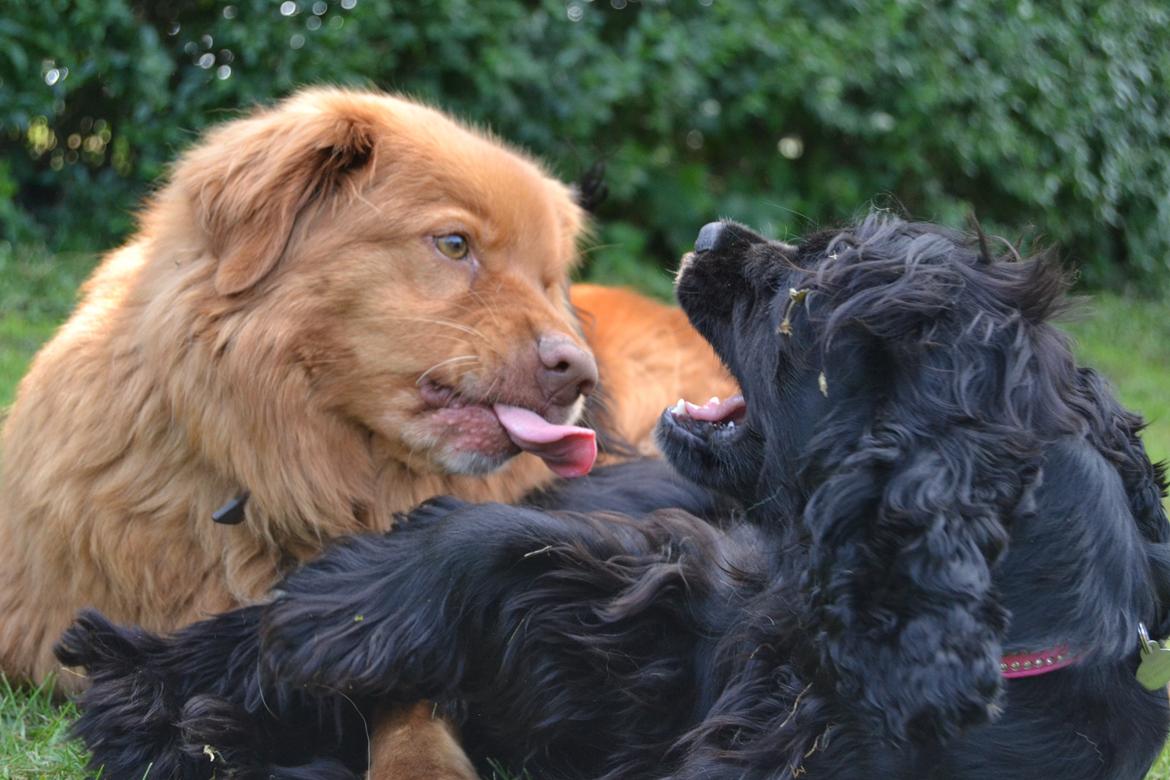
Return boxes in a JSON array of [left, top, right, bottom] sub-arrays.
[[1000, 652, 1067, 674]]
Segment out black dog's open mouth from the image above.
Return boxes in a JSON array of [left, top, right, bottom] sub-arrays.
[[661, 394, 748, 446], [656, 390, 761, 492]]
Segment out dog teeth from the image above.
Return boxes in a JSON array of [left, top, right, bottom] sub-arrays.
[[708, 396, 721, 406], [672, 398, 688, 416]]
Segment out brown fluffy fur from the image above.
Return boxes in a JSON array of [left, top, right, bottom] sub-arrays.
[[0, 88, 732, 776]]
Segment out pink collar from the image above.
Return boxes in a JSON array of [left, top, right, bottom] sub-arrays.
[[1000, 645, 1075, 679]]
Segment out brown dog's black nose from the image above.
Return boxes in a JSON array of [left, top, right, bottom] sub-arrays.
[[537, 334, 598, 407], [695, 221, 724, 254]]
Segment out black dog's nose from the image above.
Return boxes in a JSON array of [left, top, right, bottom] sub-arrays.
[[694, 222, 723, 254]]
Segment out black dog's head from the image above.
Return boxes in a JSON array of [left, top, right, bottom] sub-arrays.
[[659, 216, 1075, 508], [659, 215, 1090, 744], [657, 221, 877, 509]]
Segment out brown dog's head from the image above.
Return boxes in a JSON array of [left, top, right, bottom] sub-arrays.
[[156, 89, 597, 477]]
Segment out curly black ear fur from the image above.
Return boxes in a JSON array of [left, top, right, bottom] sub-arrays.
[[790, 217, 1081, 743], [1068, 366, 1170, 637]]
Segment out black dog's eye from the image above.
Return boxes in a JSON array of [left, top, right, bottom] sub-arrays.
[[434, 233, 470, 260]]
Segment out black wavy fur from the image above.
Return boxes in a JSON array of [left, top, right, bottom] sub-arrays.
[[55, 460, 735, 779], [58, 215, 1170, 779]]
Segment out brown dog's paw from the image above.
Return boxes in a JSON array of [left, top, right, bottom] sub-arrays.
[[367, 702, 479, 780]]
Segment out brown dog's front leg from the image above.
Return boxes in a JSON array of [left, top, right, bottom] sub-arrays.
[[367, 702, 478, 780]]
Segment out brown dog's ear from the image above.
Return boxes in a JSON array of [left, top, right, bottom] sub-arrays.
[[180, 96, 378, 295]]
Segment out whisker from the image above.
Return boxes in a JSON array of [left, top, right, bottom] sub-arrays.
[[466, 289, 503, 332], [481, 373, 503, 406], [576, 241, 623, 258], [385, 314, 507, 360], [385, 316, 489, 341], [416, 355, 480, 386]]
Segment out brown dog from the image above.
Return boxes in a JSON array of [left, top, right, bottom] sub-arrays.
[[0, 88, 733, 776]]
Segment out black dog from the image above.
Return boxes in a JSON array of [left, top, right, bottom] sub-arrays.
[[59, 216, 1170, 779]]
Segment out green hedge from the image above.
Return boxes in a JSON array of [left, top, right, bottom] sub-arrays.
[[3, 0, 1168, 291]]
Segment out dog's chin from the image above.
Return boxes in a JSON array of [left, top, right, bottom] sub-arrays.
[[434, 447, 517, 476], [654, 397, 762, 495], [409, 404, 522, 475]]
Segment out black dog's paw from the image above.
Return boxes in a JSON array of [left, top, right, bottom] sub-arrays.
[[55, 610, 210, 779], [54, 608, 167, 677]]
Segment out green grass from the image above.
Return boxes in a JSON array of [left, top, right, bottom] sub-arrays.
[[1065, 294, 1170, 466], [0, 249, 1168, 777], [0, 677, 90, 779], [0, 247, 97, 408]]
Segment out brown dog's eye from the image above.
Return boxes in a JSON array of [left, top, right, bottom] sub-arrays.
[[435, 233, 470, 261]]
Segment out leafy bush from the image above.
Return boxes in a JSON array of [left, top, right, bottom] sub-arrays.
[[2, 0, 1168, 290]]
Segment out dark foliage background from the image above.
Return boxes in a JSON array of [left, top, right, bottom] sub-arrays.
[[2, 0, 1168, 293]]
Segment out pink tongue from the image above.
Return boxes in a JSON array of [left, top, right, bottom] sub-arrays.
[[492, 404, 597, 478]]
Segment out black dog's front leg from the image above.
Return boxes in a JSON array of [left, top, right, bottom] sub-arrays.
[[59, 500, 509, 779], [60, 463, 730, 778], [260, 496, 489, 699], [57, 605, 366, 779], [262, 497, 724, 775]]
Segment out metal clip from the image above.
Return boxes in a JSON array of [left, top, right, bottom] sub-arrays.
[[1136, 621, 1170, 691]]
